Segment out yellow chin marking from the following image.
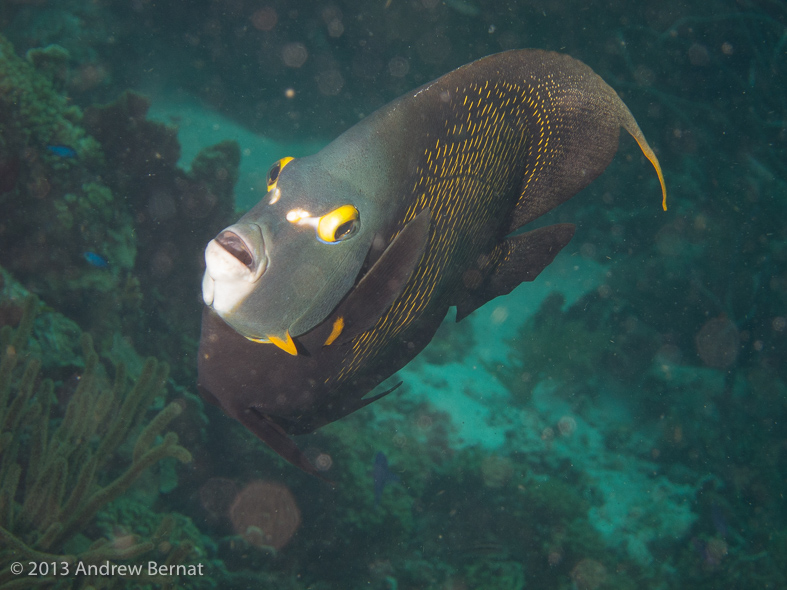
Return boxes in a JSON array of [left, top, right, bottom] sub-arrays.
[[323, 316, 345, 346], [268, 331, 298, 356], [245, 331, 298, 355]]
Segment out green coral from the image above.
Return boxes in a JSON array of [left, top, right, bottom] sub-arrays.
[[0, 34, 101, 167], [0, 296, 194, 587], [0, 33, 138, 353]]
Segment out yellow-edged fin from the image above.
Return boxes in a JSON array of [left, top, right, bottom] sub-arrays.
[[247, 336, 269, 344], [268, 331, 298, 356], [632, 135, 668, 211], [621, 119, 668, 211], [323, 317, 345, 346]]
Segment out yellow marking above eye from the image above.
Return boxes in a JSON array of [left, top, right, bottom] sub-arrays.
[[285, 204, 360, 243], [317, 205, 360, 243], [266, 156, 294, 192]]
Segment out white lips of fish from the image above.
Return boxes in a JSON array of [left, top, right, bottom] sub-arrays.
[[202, 225, 267, 315]]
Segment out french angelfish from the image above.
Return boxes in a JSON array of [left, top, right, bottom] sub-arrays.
[[198, 49, 667, 477]]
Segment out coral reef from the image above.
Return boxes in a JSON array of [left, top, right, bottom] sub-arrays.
[[0, 33, 237, 384], [0, 293, 197, 587]]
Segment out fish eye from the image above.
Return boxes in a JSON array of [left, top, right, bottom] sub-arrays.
[[266, 156, 294, 191], [317, 205, 360, 243]]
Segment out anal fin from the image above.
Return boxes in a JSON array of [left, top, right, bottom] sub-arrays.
[[455, 223, 575, 321]]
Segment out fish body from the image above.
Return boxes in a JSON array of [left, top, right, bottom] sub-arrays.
[[83, 251, 109, 268], [373, 452, 400, 505], [198, 49, 666, 476], [46, 144, 78, 158]]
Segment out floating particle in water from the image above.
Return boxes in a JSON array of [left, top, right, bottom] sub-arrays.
[[281, 42, 308, 68], [147, 189, 176, 221], [250, 6, 277, 31], [199, 477, 238, 523], [557, 415, 576, 436], [388, 56, 409, 78], [230, 481, 301, 550], [151, 245, 176, 278], [314, 453, 333, 471], [481, 455, 513, 488], [317, 70, 344, 96], [415, 413, 433, 431], [696, 316, 739, 369], [28, 175, 50, 200], [571, 558, 607, 590], [462, 268, 482, 289], [70, 62, 110, 93], [445, 0, 480, 16], [322, 6, 344, 38], [490, 306, 508, 325], [688, 43, 711, 66], [416, 30, 451, 65], [548, 550, 563, 566]]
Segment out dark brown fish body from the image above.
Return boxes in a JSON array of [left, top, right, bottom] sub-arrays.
[[198, 50, 666, 476]]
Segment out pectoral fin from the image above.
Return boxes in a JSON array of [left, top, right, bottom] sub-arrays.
[[313, 209, 431, 347], [455, 223, 576, 321]]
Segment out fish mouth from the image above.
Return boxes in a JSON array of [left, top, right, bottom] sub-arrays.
[[216, 230, 254, 269], [202, 223, 268, 309], [208, 223, 267, 280], [202, 223, 268, 317]]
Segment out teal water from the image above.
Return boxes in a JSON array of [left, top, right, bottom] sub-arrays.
[[1, 1, 785, 589]]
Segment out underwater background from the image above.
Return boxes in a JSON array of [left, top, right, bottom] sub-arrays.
[[1, 0, 785, 588]]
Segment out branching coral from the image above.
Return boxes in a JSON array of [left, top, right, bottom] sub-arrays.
[[0, 297, 193, 587]]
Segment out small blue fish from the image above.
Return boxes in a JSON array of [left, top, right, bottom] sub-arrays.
[[83, 251, 108, 268], [710, 503, 728, 538], [47, 145, 78, 158], [373, 452, 400, 506]]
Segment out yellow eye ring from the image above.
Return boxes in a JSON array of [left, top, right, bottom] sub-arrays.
[[266, 156, 294, 191], [317, 205, 360, 243]]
